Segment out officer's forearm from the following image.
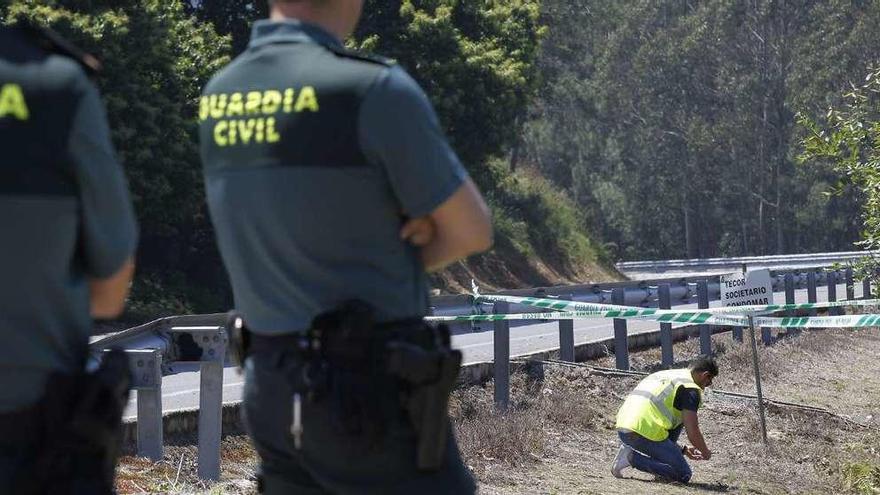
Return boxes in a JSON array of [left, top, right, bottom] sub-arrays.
[[89, 257, 135, 319], [420, 180, 492, 272]]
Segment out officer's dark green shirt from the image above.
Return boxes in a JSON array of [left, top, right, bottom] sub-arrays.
[[0, 28, 138, 412], [200, 21, 468, 334]]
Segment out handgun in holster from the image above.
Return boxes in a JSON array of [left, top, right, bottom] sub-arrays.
[[386, 324, 462, 471]]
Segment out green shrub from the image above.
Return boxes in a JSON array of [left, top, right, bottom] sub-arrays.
[[481, 159, 610, 275]]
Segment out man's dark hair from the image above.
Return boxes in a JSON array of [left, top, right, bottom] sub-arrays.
[[690, 355, 718, 376]]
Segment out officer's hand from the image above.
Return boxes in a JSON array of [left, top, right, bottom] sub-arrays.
[[400, 216, 436, 246]]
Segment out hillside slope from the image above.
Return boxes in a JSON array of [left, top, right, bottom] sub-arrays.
[[431, 164, 622, 294]]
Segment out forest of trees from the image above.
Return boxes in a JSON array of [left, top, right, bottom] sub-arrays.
[[2, 0, 878, 313], [525, 0, 879, 261]]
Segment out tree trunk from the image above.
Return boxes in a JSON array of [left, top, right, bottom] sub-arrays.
[[509, 115, 522, 172], [684, 204, 696, 259]]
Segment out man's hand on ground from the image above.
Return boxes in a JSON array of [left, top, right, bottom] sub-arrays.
[[685, 446, 711, 460], [683, 446, 700, 460], [688, 446, 712, 461]]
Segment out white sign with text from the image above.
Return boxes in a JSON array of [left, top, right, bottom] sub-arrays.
[[720, 269, 775, 306]]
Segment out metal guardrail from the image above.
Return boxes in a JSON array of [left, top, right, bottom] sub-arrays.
[[431, 266, 862, 334], [89, 314, 227, 480], [488, 267, 876, 411], [616, 250, 878, 274], [90, 262, 876, 480]]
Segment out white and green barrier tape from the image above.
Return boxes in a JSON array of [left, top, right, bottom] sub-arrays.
[[425, 310, 749, 326], [759, 314, 880, 328], [425, 311, 880, 329], [423, 283, 880, 328], [469, 286, 880, 319]]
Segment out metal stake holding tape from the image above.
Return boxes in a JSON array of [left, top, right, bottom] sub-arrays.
[[747, 315, 768, 445]]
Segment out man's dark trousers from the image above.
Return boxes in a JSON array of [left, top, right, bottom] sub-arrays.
[[619, 425, 692, 483]]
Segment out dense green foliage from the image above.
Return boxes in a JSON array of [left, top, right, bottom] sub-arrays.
[[4, 0, 231, 315], [525, 0, 880, 260], [185, 0, 266, 55], [354, 0, 544, 177], [3, 1, 579, 311], [800, 65, 880, 268]]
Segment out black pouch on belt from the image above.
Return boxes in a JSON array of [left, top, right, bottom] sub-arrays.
[[312, 300, 399, 441]]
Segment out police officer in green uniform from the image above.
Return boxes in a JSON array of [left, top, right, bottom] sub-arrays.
[[0, 22, 138, 493], [199, 1, 492, 493]]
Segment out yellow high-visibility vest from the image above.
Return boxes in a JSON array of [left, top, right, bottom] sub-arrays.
[[615, 369, 703, 441]]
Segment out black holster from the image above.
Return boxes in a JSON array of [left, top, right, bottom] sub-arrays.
[[386, 330, 462, 471], [15, 349, 132, 495], [314, 301, 462, 471]]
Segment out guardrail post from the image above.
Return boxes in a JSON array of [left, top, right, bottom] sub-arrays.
[[169, 326, 227, 481], [559, 317, 574, 362], [493, 301, 510, 411], [760, 325, 772, 346], [827, 270, 839, 316], [731, 324, 744, 343], [612, 288, 629, 370], [697, 280, 711, 355], [130, 349, 163, 461], [846, 268, 855, 301], [807, 271, 818, 316], [784, 273, 795, 316], [864, 277, 873, 299], [198, 357, 225, 480], [659, 284, 674, 367]]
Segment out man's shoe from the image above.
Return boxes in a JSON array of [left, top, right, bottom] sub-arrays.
[[611, 444, 633, 478]]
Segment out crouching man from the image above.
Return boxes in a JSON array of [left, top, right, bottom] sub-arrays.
[[611, 356, 718, 483]]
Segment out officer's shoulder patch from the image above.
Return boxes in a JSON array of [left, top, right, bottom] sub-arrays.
[[327, 45, 395, 67]]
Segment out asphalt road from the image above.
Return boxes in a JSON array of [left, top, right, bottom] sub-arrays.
[[123, 283, 860, 419]]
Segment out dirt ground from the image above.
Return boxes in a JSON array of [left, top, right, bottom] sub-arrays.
[[469, 327, 880, 495], [116, 325, 880, 494]]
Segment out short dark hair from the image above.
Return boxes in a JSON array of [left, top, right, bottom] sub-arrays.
[[690, 355, 718, 376]]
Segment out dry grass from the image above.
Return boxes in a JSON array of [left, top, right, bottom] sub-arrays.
[[469, 327, 880, 494], [116, 436, 257, 494]]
